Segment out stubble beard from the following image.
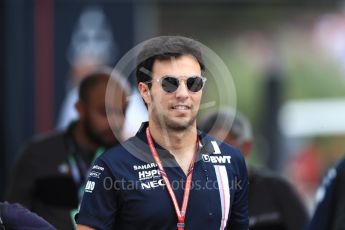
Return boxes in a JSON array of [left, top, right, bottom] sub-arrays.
[[151, 105, 198, 133], [84, 116, 117, 149]]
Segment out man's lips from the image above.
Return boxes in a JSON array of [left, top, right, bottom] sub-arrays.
[[170, 105, 191, 110]]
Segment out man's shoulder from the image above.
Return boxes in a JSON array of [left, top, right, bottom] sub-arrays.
[[98, 136, 147, 164], [31, 131, 65, 145], [201, 133, 244, 159], [200, 133, 247, 175], [21, 131, 66, 156], [250, 167, 287, 183], [94, 136, 153, 180], [250, 167, 297, 193]]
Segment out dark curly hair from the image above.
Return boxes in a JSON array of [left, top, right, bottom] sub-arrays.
[[136, 36, 205, 88]]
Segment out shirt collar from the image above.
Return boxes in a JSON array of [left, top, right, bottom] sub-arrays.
[[135, 122, 216, 161]]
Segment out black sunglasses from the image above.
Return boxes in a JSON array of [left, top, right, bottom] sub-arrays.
[[147, 75, 207, 93]]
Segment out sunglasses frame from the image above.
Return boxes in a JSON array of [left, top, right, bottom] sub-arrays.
[[146, 75, 207, 93]]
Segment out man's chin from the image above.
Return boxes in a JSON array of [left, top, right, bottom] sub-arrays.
[[166, 119, 196, 132]]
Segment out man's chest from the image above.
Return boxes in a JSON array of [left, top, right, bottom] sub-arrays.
[[114, 161, 235, 229]]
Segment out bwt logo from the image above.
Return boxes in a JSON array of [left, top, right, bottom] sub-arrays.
[[202, 154, 231, 164]]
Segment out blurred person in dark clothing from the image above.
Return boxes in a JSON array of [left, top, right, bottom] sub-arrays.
[[308, 156, 345, 230], [0, 201, 56, 230], [5, 69, 130, 230], [199, 107, 309, 230]]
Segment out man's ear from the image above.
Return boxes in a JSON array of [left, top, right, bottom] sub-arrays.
[[138, 82, 151, 105], [75, 100, 86, 119]]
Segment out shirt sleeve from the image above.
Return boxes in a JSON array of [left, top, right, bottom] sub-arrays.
[[76, 157, 121, 229], [227, 153, 249, 230]]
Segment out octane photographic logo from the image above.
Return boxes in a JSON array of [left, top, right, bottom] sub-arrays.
[[105, 36, 237, 165]]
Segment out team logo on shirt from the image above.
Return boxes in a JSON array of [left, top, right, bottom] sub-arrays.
[[89, 171, 101, 178], [85, 180, 96, 193], [92, 165, 104, 171], [140, 178, 165, 189], [133, 163, 157, 171], [202, 154, 231, 164], [133, 163, 165, 189], [138, 169, 161, 181]]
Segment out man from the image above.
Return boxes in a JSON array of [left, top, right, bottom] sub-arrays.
[[199, 107, 309, 230], [76, 36, 249, 229], [308, 156, 345, 230], [6, 69, 130, 230]]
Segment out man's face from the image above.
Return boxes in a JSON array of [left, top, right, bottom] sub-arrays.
[[82, 80, 126, 148], [146, 55, 203, 131]]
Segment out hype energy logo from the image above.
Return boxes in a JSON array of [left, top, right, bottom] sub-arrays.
[[202, 154, 231, 164]]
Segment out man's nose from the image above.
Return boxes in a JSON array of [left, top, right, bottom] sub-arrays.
[[175, 80, 189, 98]]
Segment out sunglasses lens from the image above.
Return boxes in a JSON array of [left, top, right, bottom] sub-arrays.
[[187, 77, 204, 92], [161, 76, 179, 93]]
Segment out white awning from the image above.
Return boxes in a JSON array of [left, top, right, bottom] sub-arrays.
[[279, 98, 345, 138]]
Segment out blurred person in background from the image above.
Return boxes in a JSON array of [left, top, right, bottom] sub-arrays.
[[308, 156, 345, 230], [284, 143, 323, 214], [0, 201, 56, 230], [5, 69, 130, 230], [199, 107, 309, 230]]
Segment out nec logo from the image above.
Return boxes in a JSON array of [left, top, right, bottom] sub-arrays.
[[141, 179, 165, 189], [202, 154, 231, 164]]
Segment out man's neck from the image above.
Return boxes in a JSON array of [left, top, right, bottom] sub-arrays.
[[148, 121, 198, 175], [149, 122, 197, 152], [73, 122, 98, 153]]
